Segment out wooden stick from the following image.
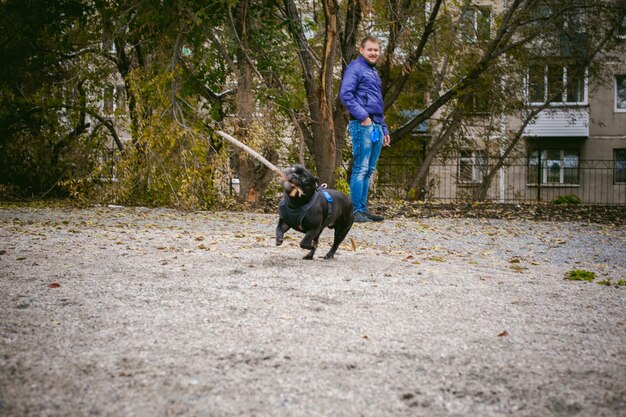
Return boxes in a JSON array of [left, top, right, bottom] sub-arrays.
[[215, 130, 302, 196]]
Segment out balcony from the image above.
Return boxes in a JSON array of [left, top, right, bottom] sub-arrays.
[[523, 108, 589, 137]]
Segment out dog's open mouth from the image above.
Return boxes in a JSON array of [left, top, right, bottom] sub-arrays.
[[283, 181, 304, 197]]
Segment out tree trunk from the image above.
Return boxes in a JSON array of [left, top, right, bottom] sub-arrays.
[[231, 0, 277, 206], [283, 0, 339, 186], [332, 0, 361, 179]]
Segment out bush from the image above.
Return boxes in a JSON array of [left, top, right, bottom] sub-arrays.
[[553, 194, 582, 205]]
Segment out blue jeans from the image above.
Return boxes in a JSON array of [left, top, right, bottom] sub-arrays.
[[348, 120, 383, 213]]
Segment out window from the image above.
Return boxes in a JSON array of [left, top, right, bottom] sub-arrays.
[[619, 15, 626, 39], [466, 91, 490, 114], [102, 28, 116, 54], [615, 149, 626, 183], [529, 2, 552, 29], [463, 76, 492, 114], [566, 65, 585, 102], [460, 6, 491, 43], [459, 150, 487, 183], [115, 85, 126, 113], [102, 85, 125, 115], [528, 63, 546, 103], [561, 33, 588, 58], [465, 80, 491, 114], [528, 63, 586, 104], [528, 150, 579, 185], [103, 86, 114, 115], [615, 75, 626, 112]]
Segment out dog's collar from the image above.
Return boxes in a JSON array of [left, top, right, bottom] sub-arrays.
[[319, 189, 333, 217]]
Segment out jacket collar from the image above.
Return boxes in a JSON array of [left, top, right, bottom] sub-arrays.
[[358, 55, 376, 68]]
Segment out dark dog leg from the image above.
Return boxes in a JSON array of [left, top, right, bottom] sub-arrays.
[[324, 219, 353, 259], [300, 229, 321, 260], [303, 236, 319, 260], [275, 218, 290, 246]]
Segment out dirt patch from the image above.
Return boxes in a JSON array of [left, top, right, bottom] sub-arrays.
[[1, 206, 625, 417]]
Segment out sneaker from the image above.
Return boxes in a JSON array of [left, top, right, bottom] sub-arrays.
[[353, 211, 373, 223], [364, 210, 384, 222]]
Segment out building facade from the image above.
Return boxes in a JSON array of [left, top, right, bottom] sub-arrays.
[[377, 1, 626, 205]]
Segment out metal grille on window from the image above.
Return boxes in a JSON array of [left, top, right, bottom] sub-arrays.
[[459, 151, 486, 183], [528, 150, 579, 185]]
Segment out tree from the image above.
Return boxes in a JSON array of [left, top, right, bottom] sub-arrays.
[[0, 0, 103, 197], [470, 1, 626, 201], [357, 0, 625, 200], [277, 0, 625, 202], [212, 0, 283, 205], [3, 0, 623, 208]]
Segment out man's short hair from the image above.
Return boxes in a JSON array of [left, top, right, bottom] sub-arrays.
[[360, 35, 381, 48]]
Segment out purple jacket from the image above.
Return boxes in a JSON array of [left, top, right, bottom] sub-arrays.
[[339, 55, 389, 135]]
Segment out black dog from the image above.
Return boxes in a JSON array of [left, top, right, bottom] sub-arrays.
[[276, 164, 354, 259]]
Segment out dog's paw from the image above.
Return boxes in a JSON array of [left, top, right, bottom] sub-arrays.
[[275, 239, 283, 246]]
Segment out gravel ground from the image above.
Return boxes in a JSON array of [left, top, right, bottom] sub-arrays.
[[0, 206, 624, 417]]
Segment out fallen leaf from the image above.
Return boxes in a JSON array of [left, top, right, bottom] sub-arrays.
[[195, 236, 205, 241], [350, 237, 357, 251], [48, 283, 61, 288], [497, 330, 509, 337]]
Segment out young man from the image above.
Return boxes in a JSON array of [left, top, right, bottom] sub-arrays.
[[339, 35, 391, 223]]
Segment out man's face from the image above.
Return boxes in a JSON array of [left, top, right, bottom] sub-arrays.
[[359, 40, 380, 65]]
